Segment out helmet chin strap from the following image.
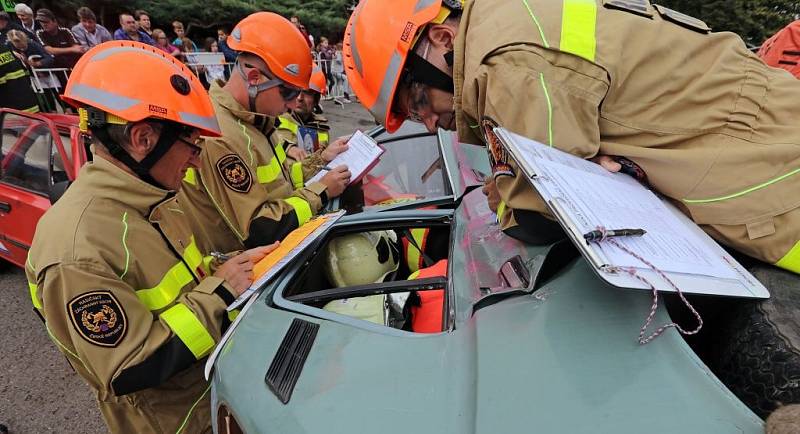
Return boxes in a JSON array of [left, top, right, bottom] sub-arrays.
[[90, 117, 182, 190], [236, 59, 284, 113]]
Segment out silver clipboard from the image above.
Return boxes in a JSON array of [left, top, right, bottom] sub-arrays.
[[494, 128, 769, 299]]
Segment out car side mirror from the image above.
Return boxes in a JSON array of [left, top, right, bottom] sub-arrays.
[[49, 180, 70, 204]]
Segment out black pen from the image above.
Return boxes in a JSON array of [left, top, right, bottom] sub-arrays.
[[312, 164, 333, 171], [583, 228, 646, 242], [210, 251, 232, 263]]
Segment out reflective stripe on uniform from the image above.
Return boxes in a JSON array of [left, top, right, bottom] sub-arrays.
[[776, 240, 800, 273], [290, 162, 304, 189], [560, 0, 597, 61], [284, 196, 312, 226], [136, 237, 209, 311], [27, 254, 42, 309], [159, 303, 215, 359], [29, 281, 42, 309], [256, 143, 288, 184], [319, 131, 329, 146], [405, 228, 430, 273], [497, 200, 507, 222], [279, 116, 299, 134], [183, 167, 197, 186]]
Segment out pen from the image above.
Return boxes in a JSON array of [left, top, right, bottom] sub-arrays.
[[312, 165, 333, 171], [583, 228, 646, 242], [210, 251, 232, 263]]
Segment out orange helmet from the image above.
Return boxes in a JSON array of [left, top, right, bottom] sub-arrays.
[[228, 12, 312, 89], [63, 40, 220, 137], [343, 0, 461, 132], [309, 63, 327, 96]]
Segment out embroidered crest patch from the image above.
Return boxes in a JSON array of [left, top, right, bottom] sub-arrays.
[[216, 154, 252, 193], [68, 291, 127, 347]]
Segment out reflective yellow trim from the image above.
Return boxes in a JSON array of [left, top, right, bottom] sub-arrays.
[[256, 160, 282, 184], [160, 304, 215, 359], [290, 162, 304, 189], [227, 309, 240, 322], [284, 197, 312, 226], [776, 240, 800, 274], [256, 143, 287, 184], [136, 237, 205, 311], [29, 281, 42, 309], [279, 116, 299, 134], [183, 168, 196, 186], [408, 270, 422, 280], [560, 0, 597, 61], [319, 131, 329, 146], [497, 201, 507, 221], [0, 69, 27, 84], [406, 228, 429, 273], [683, 167, 800, 204], [22, 105, 40, 113], [176, 384, 211, 434]]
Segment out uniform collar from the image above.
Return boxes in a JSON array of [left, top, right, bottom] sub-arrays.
[[209, 81, 276, 131], [82, 155, 173, 216]]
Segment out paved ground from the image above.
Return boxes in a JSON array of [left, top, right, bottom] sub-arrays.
[[0, 100, 373, 434]]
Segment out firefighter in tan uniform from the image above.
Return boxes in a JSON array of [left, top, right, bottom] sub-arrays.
[[179, 13, 351, 255], [344, 0, 800, 274], [24, 41, 275, 433]]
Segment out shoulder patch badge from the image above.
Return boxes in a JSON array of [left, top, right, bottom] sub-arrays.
[[216, 154, 252, 193], [68, 291, 127, 348]]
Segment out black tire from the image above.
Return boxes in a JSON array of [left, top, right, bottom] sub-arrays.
[[713, 264, 800, 419]]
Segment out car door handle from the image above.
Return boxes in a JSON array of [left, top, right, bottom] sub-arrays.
[[0, 202, 10, 213]]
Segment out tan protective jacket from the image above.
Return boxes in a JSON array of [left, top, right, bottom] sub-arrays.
[[25, 156, 236, 434], [180, 83, 328, 254], [454, 0, 800, 272], [272, 110, 331, 188]]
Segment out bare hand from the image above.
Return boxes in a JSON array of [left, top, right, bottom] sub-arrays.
[[482, 177, 501, 213], [590, 155, 622, 173], [286, 145, 307, 160], [213, 243, 279, 295], [321, 135, 350, 162], [319, 165, 351, 198]]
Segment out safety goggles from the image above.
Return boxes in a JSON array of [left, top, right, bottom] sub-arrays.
[[237, 61, 302, 101]]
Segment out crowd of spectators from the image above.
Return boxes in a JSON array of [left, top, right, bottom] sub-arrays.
[[2, 4, 353, 111]]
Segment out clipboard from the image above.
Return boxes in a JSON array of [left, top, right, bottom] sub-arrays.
[[492, 127, 768, 299], [306, 130, 385, 187]]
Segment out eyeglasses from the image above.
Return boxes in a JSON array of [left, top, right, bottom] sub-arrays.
[[239, 62, 302, 101], [176, 136, 202, 157], [396, 80, 430, 123]]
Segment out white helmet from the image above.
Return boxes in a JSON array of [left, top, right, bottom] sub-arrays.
[[324, 230, 400, 287]]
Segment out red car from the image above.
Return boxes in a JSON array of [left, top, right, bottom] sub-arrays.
[[0, 109, 87, 268]]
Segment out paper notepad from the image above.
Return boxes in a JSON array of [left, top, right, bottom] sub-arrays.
[[306, 130, 384, 186], [226, 210, 346, 311], [493, 128, 768, 299]]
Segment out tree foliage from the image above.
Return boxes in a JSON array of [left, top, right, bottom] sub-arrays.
[[659, 0, 800, 45], [33, 0, 354, 42], [30, 0, 800, 46]]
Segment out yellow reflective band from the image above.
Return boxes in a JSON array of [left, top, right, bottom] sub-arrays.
[[406, 228, 429, 273], [227, 309, 240, 322], [521, 0, 550, 48], [136, 237, 205, 311], [539, 72, 553, 146], [29, 281, 42, 309], [497, 201, 507, 221], [776, 240, 800, 274], [284, 197, 312, 226], [257, 159, 282, 184], [683, 167, 800, 204], [291, 162, 304, 189], [276, 139, 287, 164], [0, 69, 27, 84], [176, 384, 211, 434], [22, 105, 40, 113], [279, 116, 299, 134], [160, 304, 215, 359], [560, 0, 597, 62], [183, 168, 196, 186], [319, 131, 329, 146], [408, 270, 422, 280]]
